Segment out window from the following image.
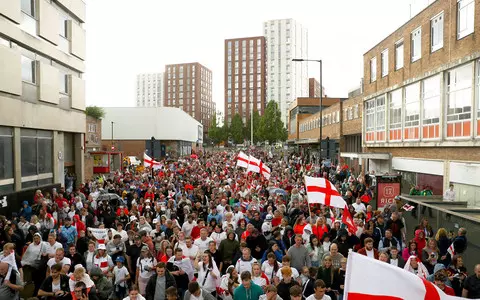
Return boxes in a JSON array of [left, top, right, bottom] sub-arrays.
[[370, 57, 377, 82], [21, 129, 53, 178], [0, 127, 14, 182], [446, 63, 473, 122], [365, 100, 375, 132], [431, 12, 444, 52], [395, 40, 404, 70], [59, 15, 68, 38], [21, 56, 35, 83], [404, 82, 421, 127], [381, 49, 389, 77], [457, 0, 475, 39], [59, 72, 68, 94], [411, 27, 422, 62], [422, 74, 441, 125], [21, 0, 35, 17], [389, 89, 402, 140], [376, 95, 386, 131], [88, 124, 96, 133]]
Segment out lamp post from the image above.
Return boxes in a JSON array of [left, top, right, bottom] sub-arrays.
[[151, 136, 155, 179], [292, 58, 323, 163], [111, 121, 114, 151]]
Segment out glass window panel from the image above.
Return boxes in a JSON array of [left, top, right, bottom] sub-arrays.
[[395, 41, 404, 70], [447, 63, 473, 122], [404, 82, 420, 127], [21, 137, 37, 177], [21, 56, 35, 83], [370, 57, 377, 82], [21, 0, 35, 16], [365, 100, 376, 132], [422, 74, 441, 125], [0, 128, 13, 180], [389, 89, 403, 129], [376, 95, 386, 131]]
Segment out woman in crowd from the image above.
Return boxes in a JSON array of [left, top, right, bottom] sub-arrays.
[[402, 240, 418, 262], [262, 253, 281, 285], [435, 228, 451, 266], [316, 256, 340, 300], [261, 241, 283, 264], [422, 238, 439, 274], [447, 255, 468, 296], [235, 219, 247, 241], [404, 256, 429, 279], [251, 262, 269, 290], [219, 266, 239, 300], [306, 234, 324, 267], [415, 217, 434, 239], [136, 246, 157, 296], [194, 251, 220, 297]]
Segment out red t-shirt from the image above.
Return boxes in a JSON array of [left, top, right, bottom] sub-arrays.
[[442, 286, 455, 296], [293, 223, 307, 235], [272, 217, 282, 227]]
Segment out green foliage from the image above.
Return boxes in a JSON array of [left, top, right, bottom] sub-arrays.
[[85, 106, 105, 119], [230, 114, 244, 144], [258, 101, 287, 143], [208, 113, 220, 145]]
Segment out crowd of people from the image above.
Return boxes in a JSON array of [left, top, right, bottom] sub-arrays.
[[0, 149, 479, 300]]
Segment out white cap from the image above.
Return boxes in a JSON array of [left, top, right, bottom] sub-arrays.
[[265, 214, 273, 221], [130, 216, 137, 222], [97, 244, 106, 250]]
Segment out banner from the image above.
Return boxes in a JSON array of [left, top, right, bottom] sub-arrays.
[[88, 227, 108, 244], [377, 182, 400, 209]]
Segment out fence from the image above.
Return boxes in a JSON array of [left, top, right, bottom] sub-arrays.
[[398, 195, 480, 272]]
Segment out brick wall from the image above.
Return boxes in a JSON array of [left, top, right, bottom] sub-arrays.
[[342, 95, 363, 136], [364, 0, 480, 97], [85, 116, 102, 150]]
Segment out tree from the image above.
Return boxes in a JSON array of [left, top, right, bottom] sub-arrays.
[[259, 101, 287, 144], [230, 114, 244, 144], [208, 113, 220, 145], [85, 106, 105, 119], [244, 110, 261, 144]]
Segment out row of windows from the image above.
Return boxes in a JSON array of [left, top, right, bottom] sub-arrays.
[[0, 36, 80, 97], [19, 0, 81, 56], [227, 39, 262, 49], [365, 60, 480, 141], [0, 127, 54, 193], [299, 111, 341, 133], [370, 0, 474, 82], [343, 105, 361, 121]]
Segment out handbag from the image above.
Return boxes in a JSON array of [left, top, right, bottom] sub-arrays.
[[29, 243, 46, 269]]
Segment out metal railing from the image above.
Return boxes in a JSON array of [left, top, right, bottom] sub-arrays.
[[398, 195, 480, 272]]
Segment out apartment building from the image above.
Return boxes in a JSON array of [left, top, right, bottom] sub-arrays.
[[308, 78, 325, 98], [135, 72, 164, 107], [164, 62, 215, 134], [224, 36, 266, 126], [363, 0, 480, 206], [264, 19, 308, 126], [0, 0, 86, 199]]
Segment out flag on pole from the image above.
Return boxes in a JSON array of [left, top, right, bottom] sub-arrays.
[[329, 208, 336, 225], [344, 252, 462, 300], [447, 243, 455, 256], [247, 156, 261, 173], [304, 176, 347, 209], [260, 162, 271, 179], [236, 151, 249, 168], [342, 205, 357, 234], [402, 203, 415, 211], [143, 153, 162, 170]]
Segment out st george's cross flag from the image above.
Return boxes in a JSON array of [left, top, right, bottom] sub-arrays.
[[344, 252, 462, 300], [143, 153, 162, 170], [260, 162, 271, 180], [236, 151, 249, 168], [402, 203, 415, 211], [447, 243, 455, 256], [247, 155, 261, 173], [304, 176, 347, 209], [88, 227, 108, 244]]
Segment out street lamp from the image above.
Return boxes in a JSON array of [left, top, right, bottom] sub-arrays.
[[151, 136, 155, 179], [111, 121, 114, 151], [292, 58, 323, 163]]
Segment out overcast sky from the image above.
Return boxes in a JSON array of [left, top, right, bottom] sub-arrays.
[[85, 0, 430, 113]]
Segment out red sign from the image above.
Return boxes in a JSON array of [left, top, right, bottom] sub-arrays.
[[377, 182, 400, 209]]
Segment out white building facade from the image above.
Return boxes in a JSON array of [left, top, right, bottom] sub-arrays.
[[0, 0, 86, 194], [263, 18, 309, 125], [135, 72, 164, 107]]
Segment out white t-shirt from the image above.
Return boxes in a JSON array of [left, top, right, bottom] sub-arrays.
[[47, 257, 71, 269], [44, 242, 63, 256], [181, 244, 200, 261], [182, 221, 197, 237], [197, 262, 220, 293], [113, 229, 129, 243], [305, 294, 332, 300], [390, 258, 399, 267], [113, 265, 129, 287], [194, 237, 213, 254], [136, 257, 157, 278], [252, 275, 267, 288], [261, 261, 282, 281], [352, 202, 366, 213], [366, 249, 375, 258]]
